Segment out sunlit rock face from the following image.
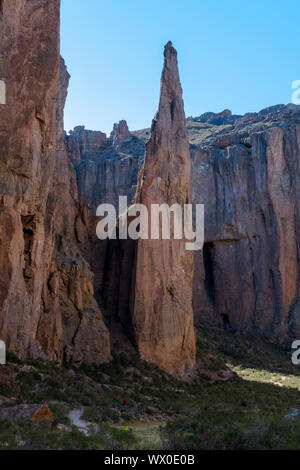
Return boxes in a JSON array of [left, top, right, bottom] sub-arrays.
[[0, 0, 110, 364], [128, 42, 196, 374]]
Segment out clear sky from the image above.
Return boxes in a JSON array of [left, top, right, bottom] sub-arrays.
[[61, 0, 300, 135]]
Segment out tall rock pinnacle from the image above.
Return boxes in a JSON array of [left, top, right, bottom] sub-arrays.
[[131, 41, 196, 374]]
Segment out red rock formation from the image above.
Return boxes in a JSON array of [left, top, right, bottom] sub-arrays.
[[130, 42, 196, 374], [0, 0, 110, 364]]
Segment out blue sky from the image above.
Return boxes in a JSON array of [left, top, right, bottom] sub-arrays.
[[61, 0, 300, 135]]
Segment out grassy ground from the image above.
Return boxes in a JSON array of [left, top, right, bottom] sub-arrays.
[[0, 323, 300, 450], [163, 323, 300, 449]]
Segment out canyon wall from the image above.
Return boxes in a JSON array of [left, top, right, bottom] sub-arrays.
[[0, 0, 110, 363], [1, 0, 300, 372], [68, 102, 300, 344]]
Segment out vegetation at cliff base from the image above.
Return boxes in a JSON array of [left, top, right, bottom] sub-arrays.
[[1, 323, 300, 450]]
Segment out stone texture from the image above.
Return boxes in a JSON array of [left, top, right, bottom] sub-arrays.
[[0, 0, 110, 364], [130, 42, 196, 374]]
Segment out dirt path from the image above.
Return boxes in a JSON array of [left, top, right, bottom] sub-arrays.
[[68, 409, 97, 436]]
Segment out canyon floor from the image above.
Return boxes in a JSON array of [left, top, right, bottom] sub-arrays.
[[0, 324, 300, 450]]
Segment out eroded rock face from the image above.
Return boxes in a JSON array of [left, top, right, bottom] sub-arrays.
[[129, 42, 196, 374], [68, 44, 197, 373], [0, 0, 110, 364]]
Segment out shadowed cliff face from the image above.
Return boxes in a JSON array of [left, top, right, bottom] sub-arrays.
[[65, 123, 145, 317], [0, 0, 110, 364], [66, 123, 144, 212]]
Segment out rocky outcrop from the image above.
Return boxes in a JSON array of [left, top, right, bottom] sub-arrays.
[[66, 123, 144, 212], [129, 42, 196, 374], [0, 404, 54, 423], [188, 109, 241, 126], [0, 0, 110, 364], [110, 120, 132, 151]]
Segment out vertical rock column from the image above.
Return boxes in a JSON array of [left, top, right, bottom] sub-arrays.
[[131, 42, 196, 374]]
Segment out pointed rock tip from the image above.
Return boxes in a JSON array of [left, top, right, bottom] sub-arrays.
[[164, 40, 176, 56]]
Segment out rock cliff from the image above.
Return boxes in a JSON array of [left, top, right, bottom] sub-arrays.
[[0, 0, 110, 363], [68, 101, 300, 344]]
